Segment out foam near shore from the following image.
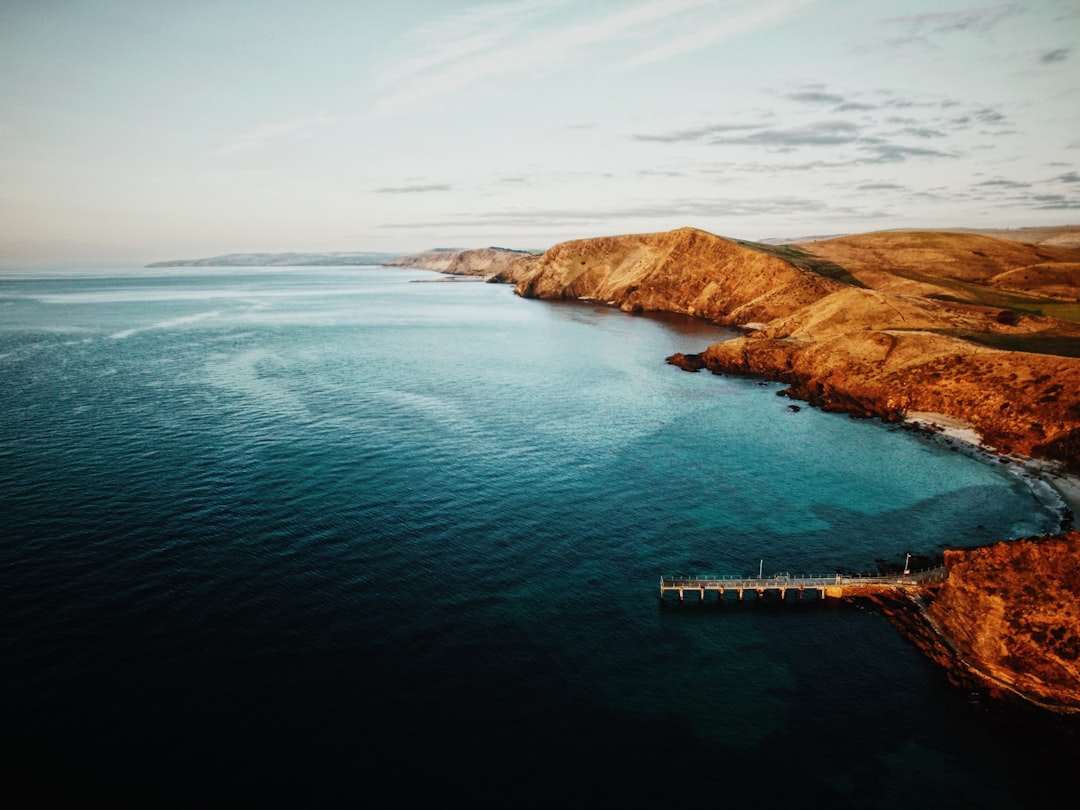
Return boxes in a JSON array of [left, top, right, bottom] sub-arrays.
[[904, 411, 1078, 531]]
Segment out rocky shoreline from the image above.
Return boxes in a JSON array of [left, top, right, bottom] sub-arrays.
[[896, 413, 1077, 531], [867, 531, 1080, 716], [496, 225, 1080, 715]]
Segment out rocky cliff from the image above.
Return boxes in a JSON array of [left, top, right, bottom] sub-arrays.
[[514, 224, 1080, 713], [513, 226, 1080, 470], [875, 532, 1080, 715], [696, 298, 1080, 468], [512, 227, 844, 324]]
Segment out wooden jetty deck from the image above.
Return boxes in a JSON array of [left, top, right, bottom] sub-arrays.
[[660, 567, 946, 602]]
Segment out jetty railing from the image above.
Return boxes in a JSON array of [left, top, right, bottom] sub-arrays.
[[660, 567, 947, 601]]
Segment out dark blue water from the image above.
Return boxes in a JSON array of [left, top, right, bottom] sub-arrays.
[[2, 266, 1076, 807]]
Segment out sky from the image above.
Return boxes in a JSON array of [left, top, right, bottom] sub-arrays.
[[1, 0, 1078, 267]]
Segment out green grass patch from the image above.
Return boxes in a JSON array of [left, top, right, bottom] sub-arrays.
[[1036, 302, 1080, 322], [875, 267, 1080, 325], [938, 330, 1080, 357], [730, 239, 867, 288]]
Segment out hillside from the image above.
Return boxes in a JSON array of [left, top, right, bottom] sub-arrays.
[[510, 227, 844, 324], [382, 249, 462, 272], [511, 226, 1080, 469], [386, 246, 537, 277], [794, 231, 1080, 314], [507, 222, 1080, 714]]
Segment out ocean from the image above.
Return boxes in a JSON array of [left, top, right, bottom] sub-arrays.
[[2, 265, 1076, 807]]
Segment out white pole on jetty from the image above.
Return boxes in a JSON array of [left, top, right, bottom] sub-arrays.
[[759, 559, 763, 578]]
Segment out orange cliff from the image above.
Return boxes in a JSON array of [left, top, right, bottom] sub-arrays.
[[500, 224, 1080, 714], [504, 226, 1080, 471], [874, 532, 1080, 715]]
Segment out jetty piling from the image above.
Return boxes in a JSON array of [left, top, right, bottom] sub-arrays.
[[659, 568, 946, 603]]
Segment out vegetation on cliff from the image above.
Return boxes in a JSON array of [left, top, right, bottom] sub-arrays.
[[509, 223, 1080, 714], [510, 226, 1080, 471]]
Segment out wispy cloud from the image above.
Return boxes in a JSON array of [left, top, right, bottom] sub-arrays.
[[632, 85, 1009, 169], [212, 113, 335, 157], [1040, 46, 1071, 63], [879, 2, 1023, 47], [974, 178, 1031, 188], [726, 120, 862, 147], [633, 122, 764, 143], [372, 0, 818, 114], [1030, 194, 1080, 209], [783, 88, 846, 106], [380, 193, 868, 231], [859, 143, 957, 163], [635, 119, 861, 146], [619, 0, 816, 68], [856, 182, 906, 191], [375, 184, 452, 194]]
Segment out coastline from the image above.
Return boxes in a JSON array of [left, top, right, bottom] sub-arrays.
[[903, 411, 1078, 532]]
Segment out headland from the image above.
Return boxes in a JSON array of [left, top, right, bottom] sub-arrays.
[[465, 223, 1080, 713]]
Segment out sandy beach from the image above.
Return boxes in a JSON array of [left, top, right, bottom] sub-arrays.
[[905, 411, 1078, 531]]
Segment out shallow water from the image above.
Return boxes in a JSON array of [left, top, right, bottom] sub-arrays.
[[1, 266, 1075, 807]]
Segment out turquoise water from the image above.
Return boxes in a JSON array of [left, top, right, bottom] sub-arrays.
[[1, 266, 1074, 807]]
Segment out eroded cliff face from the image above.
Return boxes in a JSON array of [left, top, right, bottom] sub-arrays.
[[515, 227, 1080, 469], [880, 533, 1080, 714], [512, 227, 843, 324], [698, 323, 1080, 468]]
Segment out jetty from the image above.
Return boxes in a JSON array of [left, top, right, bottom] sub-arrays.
[[660, 567, 946, 602]]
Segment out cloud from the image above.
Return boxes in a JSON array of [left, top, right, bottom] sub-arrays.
[[949, 106, 1010, 131], [972, 107, 1008, 124], [380, 194, 868, 232], [372, 0, 819, 113], [1052, 171, 1080, 184], [212, 113, 335, 157], [1030, 194, 1080, 209], [781, 85, 883, 112], [785, 89, 846, 106], [1039, 47, 1070, 63], [974, 179, 1031, 188], [859, 143, 957, 163], [375, 184, 452, 194], [636, 119, 861, 146], [896, 127, 947, 139], [729, 121, 862, 146], [880, 2, 1023, 47], [633, 122, 764, 143], [619, 0, 817, 68]]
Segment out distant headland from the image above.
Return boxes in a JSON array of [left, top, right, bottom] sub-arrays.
[[147, 251, 399, 267]]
